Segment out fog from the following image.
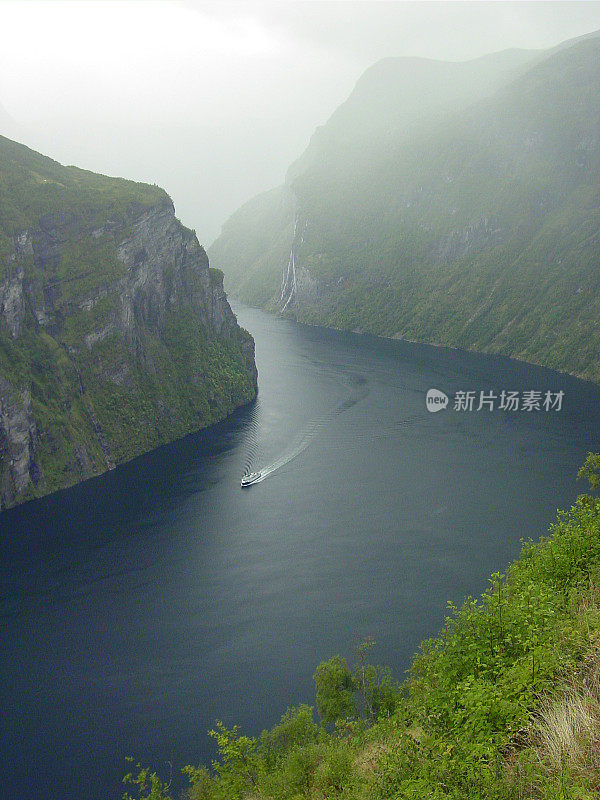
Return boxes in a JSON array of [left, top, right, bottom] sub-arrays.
[[0, 0, 599, 244]]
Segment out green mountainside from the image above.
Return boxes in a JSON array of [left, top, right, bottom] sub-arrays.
[[122, 460, 600, 800], [210, 45, 540, 305], [0, 135, 257, 509], [210, 33, 600, 382]]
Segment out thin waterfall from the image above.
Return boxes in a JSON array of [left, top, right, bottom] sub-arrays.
[[280, 214, 304, 313]]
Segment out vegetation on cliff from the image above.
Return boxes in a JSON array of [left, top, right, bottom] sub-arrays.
[[0, 135, 257, 509], [0, 134, 169, 267], [210, 32, 600, 383], [122, 456, 600, 799]]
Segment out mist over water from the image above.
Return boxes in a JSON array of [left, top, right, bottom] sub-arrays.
[[1, 303, 599, 800]]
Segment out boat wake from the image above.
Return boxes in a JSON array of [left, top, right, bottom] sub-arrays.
[[242, 375, 369, 486]]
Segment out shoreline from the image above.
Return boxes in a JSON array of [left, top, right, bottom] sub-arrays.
[[230, 296, 600, 390]]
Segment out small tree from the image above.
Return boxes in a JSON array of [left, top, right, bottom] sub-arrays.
[[577, 452, 600, 492], [314, 640, 399, 727], [314, 655, 357, 725], [208, 722, 261, 798], [353, 637, 397, 722]]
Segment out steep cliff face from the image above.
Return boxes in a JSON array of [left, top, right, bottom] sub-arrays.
[[279, 35, 600, 379], [211, 33, 600, 383], [0, 135, 257, 510]]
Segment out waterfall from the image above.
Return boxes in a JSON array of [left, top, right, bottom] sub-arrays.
[[279, 215, 303, 313]]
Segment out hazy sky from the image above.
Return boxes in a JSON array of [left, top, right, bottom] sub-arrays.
[[1, 1, 599, 243]]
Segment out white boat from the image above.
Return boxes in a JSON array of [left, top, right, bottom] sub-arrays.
[[241, 471, 262, 488]]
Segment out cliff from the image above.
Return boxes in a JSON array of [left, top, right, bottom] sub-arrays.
[[210, 33, 600, 382], [0, 135, 257, 510]]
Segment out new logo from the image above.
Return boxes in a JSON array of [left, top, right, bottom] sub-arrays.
[[426, 388, 449, 412]]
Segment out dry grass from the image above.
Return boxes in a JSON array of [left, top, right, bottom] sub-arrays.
[[531, 643, 600, 792], [354, 742, 391, 776], [499, 582, 600, 797]]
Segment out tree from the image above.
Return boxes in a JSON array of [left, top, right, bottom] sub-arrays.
[[313, 655, 357, 725], [314, 641, 400, 726], [208, 722, 261, 798], [353, 637, 397, 722], [577, 452, 600, 492]]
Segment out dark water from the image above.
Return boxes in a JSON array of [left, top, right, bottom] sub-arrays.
[[2, 303, 600, 800]]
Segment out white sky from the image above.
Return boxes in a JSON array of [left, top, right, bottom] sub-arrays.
[[1, 1, 599, 243]]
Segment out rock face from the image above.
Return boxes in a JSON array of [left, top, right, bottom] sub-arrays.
[[0, 135, 257, 510], [0, 381, 37, 503]]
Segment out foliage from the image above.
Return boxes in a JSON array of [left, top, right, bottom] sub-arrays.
[[314, 655, 357, 725], [207, 722, 261, 798], [313, 639, 398, 727], [123, 758, 173, 800], [578, 452, 600, 492], [0, 134, 168, 267]]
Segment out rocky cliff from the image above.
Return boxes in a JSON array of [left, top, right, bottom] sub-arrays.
[[0, 135, 257, 510]]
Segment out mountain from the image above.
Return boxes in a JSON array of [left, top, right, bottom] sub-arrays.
[[0, 101, 24, 143], [210, 45, 541, 304], [0, 135, 257, 510], [210, 33, 600, 382]]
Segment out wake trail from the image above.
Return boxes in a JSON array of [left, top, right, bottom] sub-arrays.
[[243, 375, 369, 484], [242, 416, 262, 474]]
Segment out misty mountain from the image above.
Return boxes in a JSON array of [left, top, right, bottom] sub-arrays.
[[287, 47, 539, 181], [210, 33, 600, 381], [0, 135, 256, 509], [210, 45, 541, 302], [0, 100, 21, 142]]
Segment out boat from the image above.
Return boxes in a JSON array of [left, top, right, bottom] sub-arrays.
[[241, 471, 262, 488]]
